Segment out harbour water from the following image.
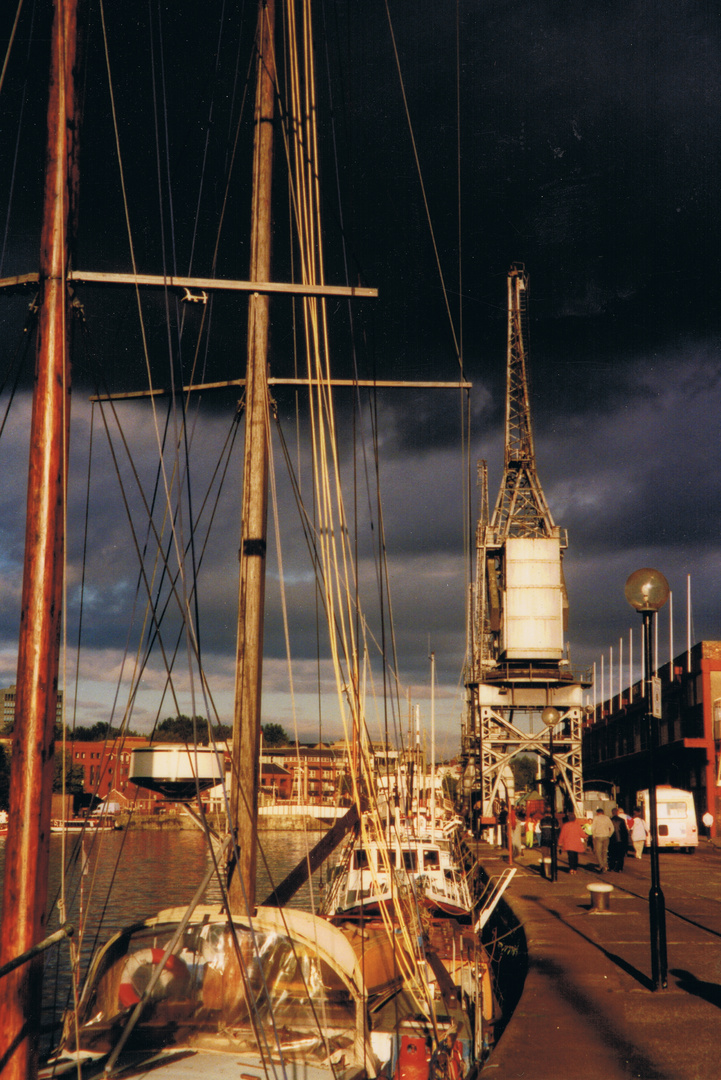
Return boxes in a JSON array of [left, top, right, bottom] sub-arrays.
[[0, 827, 329, 1053]]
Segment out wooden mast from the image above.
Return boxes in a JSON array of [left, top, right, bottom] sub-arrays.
[[229, 0, 276, 914], [0, 0, 79, 1075]]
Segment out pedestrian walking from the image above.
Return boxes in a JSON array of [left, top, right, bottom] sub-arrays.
[[512, 812, 524, 857], [497, 800, 508, 847], [608, 809, 629, 872], [558, 813, 586, 875], [539, 808, 556, 860], [591, 807, 614, 872], [631, 810, 648, 858]]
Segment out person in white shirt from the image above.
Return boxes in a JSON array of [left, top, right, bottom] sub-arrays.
[[591, 808, 614, 872], [630, 811, 649, 859]]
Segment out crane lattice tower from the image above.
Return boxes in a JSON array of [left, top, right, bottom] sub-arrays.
[[463, 264, 590, 819]]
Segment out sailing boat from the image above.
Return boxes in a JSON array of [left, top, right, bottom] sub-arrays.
[[320, 718, 474, 922], [0, 0, 491, 1077]]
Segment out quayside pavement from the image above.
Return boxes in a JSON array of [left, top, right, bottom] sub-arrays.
[[476, 839, 721, 1080]]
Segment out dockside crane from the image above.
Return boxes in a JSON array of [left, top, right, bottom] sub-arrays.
[[462, 264, 590, 823]]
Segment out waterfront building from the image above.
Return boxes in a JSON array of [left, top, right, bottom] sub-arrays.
[[261, 743, 343, 803], [259, 761, 292, 800], [68, 736, 160, 811], [582, 640, 721, 835]]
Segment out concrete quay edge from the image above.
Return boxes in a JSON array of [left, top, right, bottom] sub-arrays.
[[478, 844, 721, 1080]]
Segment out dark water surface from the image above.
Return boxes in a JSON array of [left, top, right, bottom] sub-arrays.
[[0, 827, 328, 1053]]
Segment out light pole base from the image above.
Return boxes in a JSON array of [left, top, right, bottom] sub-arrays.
[[649, 885, 668, 990]]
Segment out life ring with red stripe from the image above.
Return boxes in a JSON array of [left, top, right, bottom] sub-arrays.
[[119, 947, 189, 1009]]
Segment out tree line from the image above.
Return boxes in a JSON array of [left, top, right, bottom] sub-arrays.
[[0, 718, 291, 811]]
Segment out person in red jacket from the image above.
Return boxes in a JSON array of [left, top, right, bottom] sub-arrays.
[[557, 813, 587, 875]]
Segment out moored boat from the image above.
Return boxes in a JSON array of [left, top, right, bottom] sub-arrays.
[[0, 0, 493, 1077], [322, 812, 474, 921], [49, 818, 115, 834]]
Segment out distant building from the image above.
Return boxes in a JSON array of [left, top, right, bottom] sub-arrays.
[[68, 736, 159, 810], [261, 741, 402, 804], [261, 744, 343, 802], [582, 641, 721, 835], [259, 761, 292, 800], [0, 683, 63, 728]]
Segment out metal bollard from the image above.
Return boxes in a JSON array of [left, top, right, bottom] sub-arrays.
[[542, 857, 552, 879], [587, 883, 613, 912]]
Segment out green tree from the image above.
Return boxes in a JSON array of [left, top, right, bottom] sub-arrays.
[[511, 754, 537, 793], [53, 749, 85, 796], [0, 745, 83, 809], [156, 715, 208, 743], [72, 722, 135, 741], [262, 723, 289, 747]]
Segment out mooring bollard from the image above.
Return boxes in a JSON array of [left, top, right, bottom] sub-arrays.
[[542, 857, 552, 880], [587, 882, 613, 912]]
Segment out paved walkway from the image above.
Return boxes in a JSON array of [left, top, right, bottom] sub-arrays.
[[478, 841, 721, 1080]]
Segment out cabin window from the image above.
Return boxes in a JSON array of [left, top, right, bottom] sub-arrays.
[[376, 850, 396, 870], [402, 850, 417, 871], [423, 849, 440, 870], [354, 848, 369, 869]]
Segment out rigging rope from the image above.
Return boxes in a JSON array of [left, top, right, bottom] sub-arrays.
[[276, 0, 437, 1018], [0, 1, 25, 100], [383, 0, 462, 375], [0, 0, 34, 276]]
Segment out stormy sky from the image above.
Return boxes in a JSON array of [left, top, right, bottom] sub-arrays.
[[0, 1, 719, 752]]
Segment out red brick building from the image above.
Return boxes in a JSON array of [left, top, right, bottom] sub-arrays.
[[68, 736, 161, 810], [582, 640, 721, 835]]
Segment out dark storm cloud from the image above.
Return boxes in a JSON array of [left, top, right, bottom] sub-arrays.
[[1, 0, 720, 736]]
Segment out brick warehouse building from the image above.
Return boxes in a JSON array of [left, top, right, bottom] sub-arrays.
[[68, 736, 160, 809], [582, 641, 721, 836]]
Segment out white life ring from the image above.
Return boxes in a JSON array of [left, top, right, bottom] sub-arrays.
[[119, 947, 189, 1009]]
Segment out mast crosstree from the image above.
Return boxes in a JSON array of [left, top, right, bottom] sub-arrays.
[[463, 265, 590, 823]]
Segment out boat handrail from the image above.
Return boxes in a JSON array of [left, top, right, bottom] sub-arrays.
[[0, 925, 74, 980], [474, 868, 517, 932]]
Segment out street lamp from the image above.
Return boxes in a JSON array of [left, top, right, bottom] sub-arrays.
[[625, 567, 670, 991], [541, 706, 561, 882]]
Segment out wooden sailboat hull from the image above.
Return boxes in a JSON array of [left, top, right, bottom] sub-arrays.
[[42, 904, 482, 1079]]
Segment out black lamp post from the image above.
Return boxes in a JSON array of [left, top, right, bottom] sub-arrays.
[[625, 567, 670, 991], [541, 706, 561, 882]]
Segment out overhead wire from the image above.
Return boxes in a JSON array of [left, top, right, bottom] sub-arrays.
[[0, 0, 35, 277]]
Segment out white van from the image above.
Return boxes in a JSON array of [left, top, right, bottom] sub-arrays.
[[636, 786, 698, 851]]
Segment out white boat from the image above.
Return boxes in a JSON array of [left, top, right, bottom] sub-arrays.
[[0, 0, 496, 1077], [321, 813, 474, 921], [322, 735, 473, 923], [49, 818, 115, 834], [258, 801, 349, 822]]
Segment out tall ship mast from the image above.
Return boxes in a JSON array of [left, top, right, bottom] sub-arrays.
[[0, 2, 495, 1076]]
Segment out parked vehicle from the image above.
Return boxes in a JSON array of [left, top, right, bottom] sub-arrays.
[[582, 780, 618, 819], [636, 786, 699, 851]]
